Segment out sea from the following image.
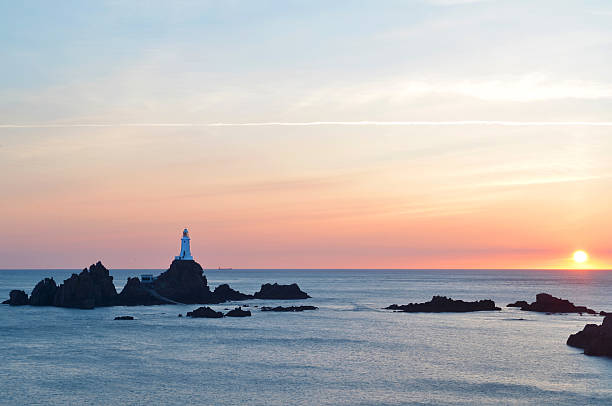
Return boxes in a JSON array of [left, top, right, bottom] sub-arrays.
[[1, 269, 611, 406]]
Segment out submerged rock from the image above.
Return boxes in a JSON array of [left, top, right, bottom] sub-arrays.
[[186, 306, 224, 318], [29, 278, 57, 306], [4, 290, 29, 306], [260, 305, 318, 312], [567, 316, 612, 356], [225, 307, 252, 317], [53, 261, 118, 309], [114, 316, 134, 320], [510, 293, 597, 314], [386, 296, 501, 313], [253, 283, 310, 300]]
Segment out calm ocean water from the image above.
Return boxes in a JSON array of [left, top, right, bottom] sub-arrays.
[[1, 269, 611, 405]]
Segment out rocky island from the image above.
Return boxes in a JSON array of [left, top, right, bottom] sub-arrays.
[[2, 259, 311, 309], [508, 293, 598, 314], [567, 316, 612, 356], [386, 296, 501, 312]]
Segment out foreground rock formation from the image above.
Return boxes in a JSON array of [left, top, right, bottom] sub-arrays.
[[225, 307, 252, 317], [2, 290, 29, 306], [186, 306, 224, 318], [567, 316, 612, 356], [4, 259, 311, 309], [260, 305, 318, 312], [386, 296, 501, 313], [508, 293, 597, 314]]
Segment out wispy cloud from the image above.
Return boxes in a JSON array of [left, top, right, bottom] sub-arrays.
[[2, 121, 612, 129]]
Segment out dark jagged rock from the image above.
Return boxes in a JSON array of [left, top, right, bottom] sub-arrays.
[[507, 300, 529, 308], [151, 260, 215, 304], [225, 307, 252, 317], [114, 316, 134, 320], [253, 283, 310, 300], [511, 293, 597, 314], [212, 284, 253, 302], [5, 290, 29, 306], [52, 261, 118, 309], [385, 296, 501, 313], [261, 305, 318, 312], [186, 306, 224, 318], [29, 278, 57, 306], [567, 316, 612, 356], [117, 277, 166, 306]]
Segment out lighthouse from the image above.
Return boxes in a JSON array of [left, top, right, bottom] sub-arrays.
[[174, 228, 194, 260]]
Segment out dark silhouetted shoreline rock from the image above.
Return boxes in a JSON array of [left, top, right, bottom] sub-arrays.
[[386, 296, 501, 313], [117, 277, 166, 306], [509, 293, 597, 314], [29, 278, 57, 306], [213, 284, 253, 302], [253, 283, 310, 300], [114, 316, 134, 320], [225, 307, 251, 317], [567, 316, 612, 356], [186, 306, 224, 318], [507, 300, 529, 308], [53, 261, 118, 309], [5, 259, 310, 309], [4, 290, 29, 306], [261, 305, 318, 312], [151, 260, 214, 304]]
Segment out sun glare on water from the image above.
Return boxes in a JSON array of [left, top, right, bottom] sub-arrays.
[[573, 250, 589, 264]]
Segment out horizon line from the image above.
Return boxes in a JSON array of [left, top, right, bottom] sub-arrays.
[[2, 120, 612, 128]]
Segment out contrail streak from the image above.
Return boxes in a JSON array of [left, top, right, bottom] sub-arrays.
[[1, 121, 612, 128]]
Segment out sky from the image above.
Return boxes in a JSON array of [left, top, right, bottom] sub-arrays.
[[1, 0, 611, 269]]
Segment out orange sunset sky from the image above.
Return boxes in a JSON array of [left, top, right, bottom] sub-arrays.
[[1, 1, 611, 269]]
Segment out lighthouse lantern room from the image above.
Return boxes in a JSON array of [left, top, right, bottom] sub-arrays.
[[175, 228, 194, 260]]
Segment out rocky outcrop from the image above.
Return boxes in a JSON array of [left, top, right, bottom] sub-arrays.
[[151, 260, 214, 304], [253, 283, 310, 300], [225, 307, 251, 317], [5, 259, 310, 309], [3, 290, 29, 306], [29, 278, 57, 306], [509, 293, 597, 314], [261, 305, 318, 312], [186, 306, 224, 318], [386, 296, 501, 312], [52, 261, 118, 309], [507, 300, 528, 308], [117, 277, 166, 306], [567, 316, 612, 356], [114, 316, 134, 320], [212, 284, 253, 302]]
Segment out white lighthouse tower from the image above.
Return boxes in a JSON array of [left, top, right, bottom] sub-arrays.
[[174, 228, 194, 260]]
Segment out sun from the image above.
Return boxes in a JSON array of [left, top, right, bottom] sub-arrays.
[[573, 250, 589, 264]]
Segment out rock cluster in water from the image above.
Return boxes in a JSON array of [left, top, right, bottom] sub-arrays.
[[2, 290, 29, 306], [508, 293, 597, 314], [260, 305, 318, 312], [567, 316, 612, 356], [253, 283, 310, 300], [386, 296, 501, 313], [186, 306, 224, 318], [3, 259, 311, 309]]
